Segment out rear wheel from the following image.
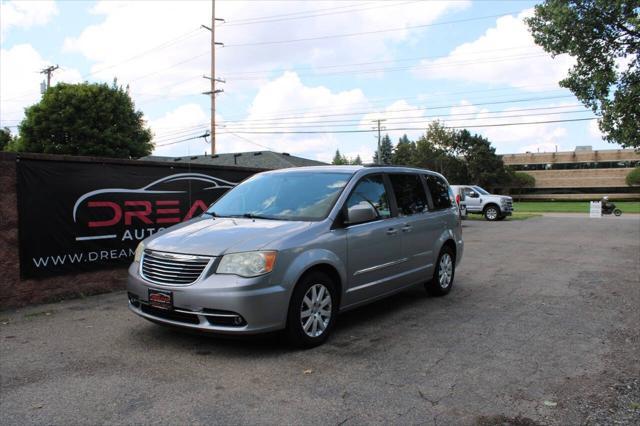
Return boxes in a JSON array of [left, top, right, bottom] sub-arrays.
[[425, 245, 455, 296], [286, 271, 338, 348], [484, 205, 500, 221]]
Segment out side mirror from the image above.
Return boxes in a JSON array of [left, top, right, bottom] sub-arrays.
[[346, 203, 378, 225], [469, 192, 479, 198]]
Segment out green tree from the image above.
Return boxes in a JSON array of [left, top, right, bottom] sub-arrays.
[[413, 122, 468, 183], [350, 154, 363, 165], [526, 1, 640, 147], [17, 81, 153, 158], [0, 127, 12, 151], [511, 171, 536, 188], [331, 149, 348, 165], [373, 133, 393, 164], [450, 129, 508, 188], [392, 134, 416, 165], [626, 166, 640, 186]]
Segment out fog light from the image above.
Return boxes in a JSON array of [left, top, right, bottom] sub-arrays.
[[233, 316, 243, 325], [128, 292, 140, 307]]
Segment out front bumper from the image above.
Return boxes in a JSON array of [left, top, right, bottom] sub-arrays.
[[126, 263, 290, 334]]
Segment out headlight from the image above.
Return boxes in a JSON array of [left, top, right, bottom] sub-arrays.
[[134, 242, 145, 263], [217, 251, 277, 277]]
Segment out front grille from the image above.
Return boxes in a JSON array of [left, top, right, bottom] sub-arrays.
[[141, 251, 211, 285], [503, 200, 513, 211]]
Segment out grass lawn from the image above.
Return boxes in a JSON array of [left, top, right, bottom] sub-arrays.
[[465, 212, 542, 221], [513, 201, 640, 214]]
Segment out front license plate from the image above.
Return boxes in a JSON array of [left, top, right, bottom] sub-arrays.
[[148, 289, 173, 310]]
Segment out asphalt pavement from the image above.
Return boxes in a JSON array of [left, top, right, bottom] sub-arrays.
[[1, 216, 639, 425]]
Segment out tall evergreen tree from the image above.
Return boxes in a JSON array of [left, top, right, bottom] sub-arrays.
[[332, 149, 348, 165], [373, 133, 393, 164], [392, 134, 416, 165]]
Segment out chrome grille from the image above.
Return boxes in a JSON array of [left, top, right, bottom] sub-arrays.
[[141, 251, 211, 285]]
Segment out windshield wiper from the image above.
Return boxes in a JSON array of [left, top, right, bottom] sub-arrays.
[[242, 213, 278, 220]]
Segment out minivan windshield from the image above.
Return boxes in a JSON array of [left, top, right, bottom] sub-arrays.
[[207, 171, 352, 221], [473, 186, 490, 195]]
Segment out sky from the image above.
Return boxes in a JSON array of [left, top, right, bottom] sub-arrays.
[[0, 0, 625, 163]]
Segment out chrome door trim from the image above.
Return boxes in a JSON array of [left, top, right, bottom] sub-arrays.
[[353, 257, 408, 276], [347, 263, 432, 293]]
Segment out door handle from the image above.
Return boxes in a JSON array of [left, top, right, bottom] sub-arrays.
[[386, 228, 398, 235], [401, 224, 412, 232]]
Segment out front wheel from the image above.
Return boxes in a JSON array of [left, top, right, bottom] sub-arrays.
[[286, 271, 338, 348], [425, 246, 455, 296], [614, 209, 622, 216], [484, 205, 500, 221]]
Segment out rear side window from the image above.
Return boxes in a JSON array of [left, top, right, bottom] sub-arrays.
[[388, 174, 428, 216], [346, 175, 391, 219], [425, 175, 452, 210]]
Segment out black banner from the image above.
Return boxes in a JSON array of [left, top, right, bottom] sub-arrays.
[[17, 158, 257, 278]]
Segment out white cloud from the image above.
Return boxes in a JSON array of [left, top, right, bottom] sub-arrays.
[[150, 72, 377, 162], [0, 44, 82, 128], [446, 100, 572, 153], [62, 1, 470, 105], [0, 0, 58, 39], [413, 9, 574, 90], [360, 99, 428, 142], [149, 103, 210, 157], [588, 119, 603, 140]]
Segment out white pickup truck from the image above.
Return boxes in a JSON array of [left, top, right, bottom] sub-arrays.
[[450, 185, 513, 221]]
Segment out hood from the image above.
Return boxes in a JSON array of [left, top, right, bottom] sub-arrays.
[[485, 193, 512, 202], [144, 216, 312, 256]]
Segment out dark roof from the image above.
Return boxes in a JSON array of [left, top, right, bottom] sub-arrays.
[[142, 151, 326, 170]]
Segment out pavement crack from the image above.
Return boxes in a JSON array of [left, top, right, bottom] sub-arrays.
[[418, 389, 439, 406]]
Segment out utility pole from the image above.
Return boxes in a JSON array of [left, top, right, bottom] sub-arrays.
[[371, 119, 386, 165], [40, 65, 59, 92], [201, 0, 225, 156]]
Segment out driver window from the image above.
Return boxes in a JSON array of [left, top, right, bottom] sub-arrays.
[[463, 187, 477, 197], [346, 175, 391, 219]]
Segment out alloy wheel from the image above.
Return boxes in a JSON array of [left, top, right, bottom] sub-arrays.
[[300, 284, 332, 338], [438, 253, 453, 289]]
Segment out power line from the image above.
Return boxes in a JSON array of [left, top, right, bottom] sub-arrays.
[[220, 109, 593, 130], [222, 1, 421, 27], [221, 45, 536, 76], [218, 95, 577, 124], [222, 1, 379, 24], [217, 85, 567, 121], [226, 132, 275, 151], [224, 11, 520, 48], [80, 28, 204, 80], [153, 105, 588, 138], [229, 53, 550, 81], [217, 117, 598, 135], [155, 131, 210, 147]]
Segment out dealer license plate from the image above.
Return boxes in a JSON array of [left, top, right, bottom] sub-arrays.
[[148, 289, 173, 310]]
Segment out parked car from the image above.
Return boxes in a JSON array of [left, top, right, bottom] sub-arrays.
[[127, 166, 464, 347], [450, 185, 468, 219], [450, 185, 513, 221]]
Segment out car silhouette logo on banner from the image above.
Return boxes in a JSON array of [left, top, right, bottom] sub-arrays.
[[72, 173, 239, 242]]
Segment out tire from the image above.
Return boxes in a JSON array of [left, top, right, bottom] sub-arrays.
[[286, 271, 338, 348], [425, 245, 455, 296], [484, 204, 500, 221], [614, 209, 622, 216]]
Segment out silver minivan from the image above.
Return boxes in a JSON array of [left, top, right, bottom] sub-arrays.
[[127, 166, 463, 347]]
